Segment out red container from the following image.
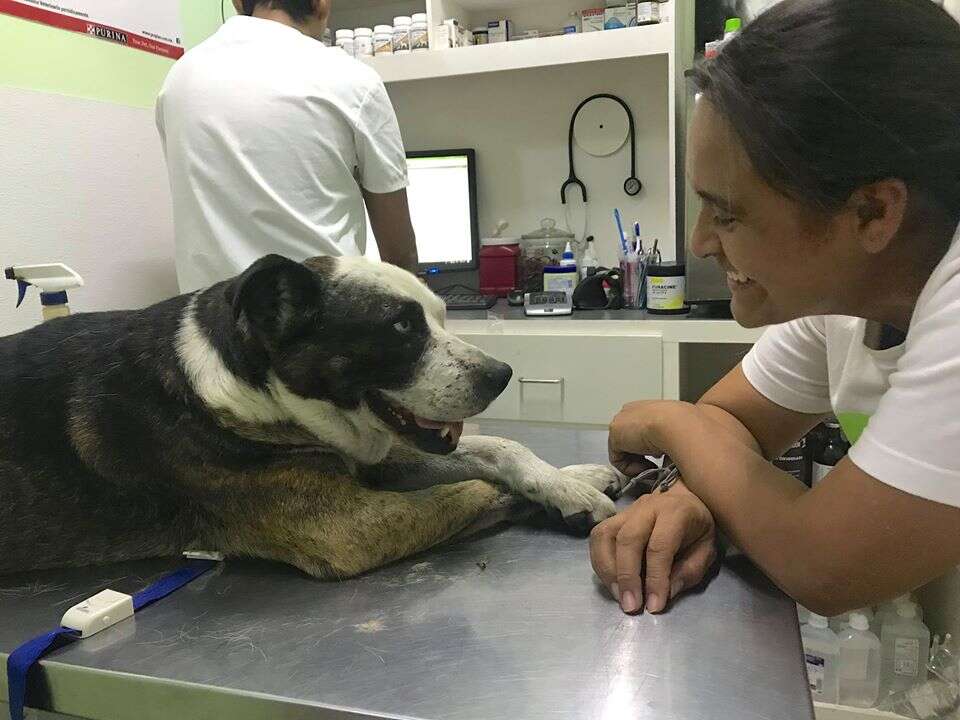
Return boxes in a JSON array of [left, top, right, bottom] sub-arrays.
[[479, 238, 520, 297]]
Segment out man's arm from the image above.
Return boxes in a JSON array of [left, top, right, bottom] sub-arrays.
[[363, 188, 418, 273]]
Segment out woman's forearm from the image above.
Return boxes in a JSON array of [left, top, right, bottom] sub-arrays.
[[655, 403, 824, 607], [694, 401, 764, 455]]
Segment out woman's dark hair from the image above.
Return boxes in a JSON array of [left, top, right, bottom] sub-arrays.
[[242, 0, 315, 23], [694, 0, 960, 223]]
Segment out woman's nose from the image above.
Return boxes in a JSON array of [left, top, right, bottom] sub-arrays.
[[690, 209, 719, 260]]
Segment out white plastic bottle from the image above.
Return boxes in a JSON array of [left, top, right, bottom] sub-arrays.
[[839, 612, 882, 708], [881, 602, 930, 693], [802, 613, 840, 704], [830, 613, 850, 633], [373, 25, 393, 56], [580, 238, 600, 280], [335, 29, 355, 57], [354, 27, 373, 58], [410, 13, 429, 52], [878, 594, 921, 631], [393, 16, 412, 54]]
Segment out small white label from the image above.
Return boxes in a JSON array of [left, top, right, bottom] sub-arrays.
[[805, 653, 826, 696], [543, 272, 577, 297], [894, 638, 921, 677], [647, 275, 686, 310]]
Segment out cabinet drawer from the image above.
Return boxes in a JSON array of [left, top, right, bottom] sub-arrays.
[[459, 333, 663, 425]]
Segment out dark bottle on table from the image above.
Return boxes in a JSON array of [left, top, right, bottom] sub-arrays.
[[774, 438, 809, 486], [811, 422, 850, 487]]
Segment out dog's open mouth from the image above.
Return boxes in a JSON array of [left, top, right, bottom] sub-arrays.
[[367, 393, 464, 455]]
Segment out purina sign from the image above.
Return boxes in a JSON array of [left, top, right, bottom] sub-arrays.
[[1, 0, 183, 59]]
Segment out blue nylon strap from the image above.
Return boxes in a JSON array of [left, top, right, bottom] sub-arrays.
[[132, 560, 217, 611], [6, 628, 78, 720], [7, 559, 217, 720]]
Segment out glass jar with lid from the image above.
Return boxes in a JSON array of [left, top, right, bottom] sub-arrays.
[[520, 218, 575, 292]]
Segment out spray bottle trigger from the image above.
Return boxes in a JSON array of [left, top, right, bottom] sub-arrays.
[[16, 280, 30, 308]]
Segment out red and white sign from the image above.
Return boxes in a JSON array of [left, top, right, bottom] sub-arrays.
[[0, 0, 184, 59]]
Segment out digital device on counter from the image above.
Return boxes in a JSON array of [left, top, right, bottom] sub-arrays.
[[524, 291, 573, 316], [365, 149, 480, 274], [441, 293, 497, 311]]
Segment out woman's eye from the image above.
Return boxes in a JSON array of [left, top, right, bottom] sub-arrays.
[[393, 319, 413, 334], [714, 215, 737, 228]]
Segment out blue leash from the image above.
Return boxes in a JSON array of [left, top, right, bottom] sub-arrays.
[[6, 559, 217, 720]]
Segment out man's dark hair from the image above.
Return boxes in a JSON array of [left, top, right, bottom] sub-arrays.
[[694, 0, 960, 224], [241, 0, 316, 23]]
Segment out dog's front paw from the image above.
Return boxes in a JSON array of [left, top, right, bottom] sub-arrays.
[[561, 464, 630, 499], [543, 479, 617, 536]]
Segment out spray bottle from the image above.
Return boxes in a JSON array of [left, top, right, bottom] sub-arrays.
[[4, 263, 84, 321]]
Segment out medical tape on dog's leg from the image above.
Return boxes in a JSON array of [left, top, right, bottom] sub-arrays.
[[6, 559, 218, 720]]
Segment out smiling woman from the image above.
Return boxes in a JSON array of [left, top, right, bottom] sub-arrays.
[[591, 0, 960, 620]]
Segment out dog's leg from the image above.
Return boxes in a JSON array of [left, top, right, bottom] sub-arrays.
[[361, 437, 627, 534], [206, 472, 531, 579]]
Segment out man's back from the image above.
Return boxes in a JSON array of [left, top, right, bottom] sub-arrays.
[[158, 16, 407, 292]]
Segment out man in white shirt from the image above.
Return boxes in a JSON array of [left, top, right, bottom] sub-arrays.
[[156, 0, 418, 292]]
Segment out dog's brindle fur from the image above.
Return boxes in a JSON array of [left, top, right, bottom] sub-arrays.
[[0, 255, 620, 578]]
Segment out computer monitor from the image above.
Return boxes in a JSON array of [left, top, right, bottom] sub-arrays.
[[364, 149, 479, 274]]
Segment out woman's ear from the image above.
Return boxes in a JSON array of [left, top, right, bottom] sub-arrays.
[[848, 179, 909, 255]]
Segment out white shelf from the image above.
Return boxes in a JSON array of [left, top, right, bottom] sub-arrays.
[[362, 23, 672, 83], [814, 702, 909, 720], [446, 317, 763, 345]]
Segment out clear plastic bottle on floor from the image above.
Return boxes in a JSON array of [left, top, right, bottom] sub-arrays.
[[839, 612, 882, 707], [830, 613, 850, 633], [881, 602, 930, 693], [878, 594, 922, 632], [803, 613, 840, 703]]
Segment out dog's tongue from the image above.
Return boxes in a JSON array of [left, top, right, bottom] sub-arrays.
[[414, 417, 463, 445]]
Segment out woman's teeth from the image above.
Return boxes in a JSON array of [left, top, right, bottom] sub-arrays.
[[726, 269, 752, 285]]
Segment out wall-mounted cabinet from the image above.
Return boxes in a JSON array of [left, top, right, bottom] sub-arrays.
[[329, 0, 688, 268]]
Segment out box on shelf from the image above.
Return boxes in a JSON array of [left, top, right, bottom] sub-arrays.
[[487, 19, 513, 43], [636, 1, 661, 24], [604, 3, 638, 30], [581, 8, 605, 32], [512, 29, 540, 41], [433, 19, 469, 49]]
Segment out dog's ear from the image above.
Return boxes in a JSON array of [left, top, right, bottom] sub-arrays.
[[230, 255, 320, 342]]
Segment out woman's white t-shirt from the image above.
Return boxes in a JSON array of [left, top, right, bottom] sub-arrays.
[[742, 226, 960, 508], [157, 16, 408, 292]]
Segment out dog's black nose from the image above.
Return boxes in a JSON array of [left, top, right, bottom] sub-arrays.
[[479, 360, 513, 397]]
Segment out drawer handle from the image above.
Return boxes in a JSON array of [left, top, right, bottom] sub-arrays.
[[518, 378, 563, 385]]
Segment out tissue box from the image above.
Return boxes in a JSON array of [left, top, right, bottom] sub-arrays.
[[487, 19, 513, 43]]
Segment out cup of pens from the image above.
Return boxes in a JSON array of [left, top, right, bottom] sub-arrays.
[[615, 210, 659, 309]]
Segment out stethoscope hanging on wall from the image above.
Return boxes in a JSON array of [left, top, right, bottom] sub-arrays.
[[561, 93, 642, 204]]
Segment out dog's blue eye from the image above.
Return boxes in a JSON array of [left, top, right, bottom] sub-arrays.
[[393, 319, 412, 334]]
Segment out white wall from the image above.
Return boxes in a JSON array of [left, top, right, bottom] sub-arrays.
[[0, 87, 177, 336], [387, 54, 672, 267]]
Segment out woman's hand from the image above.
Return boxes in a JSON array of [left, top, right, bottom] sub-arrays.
[[589, 480, 717, 614], [607, 400, 690, 477]]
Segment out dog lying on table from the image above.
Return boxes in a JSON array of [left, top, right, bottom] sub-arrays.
[[0, 255, 625, 578]]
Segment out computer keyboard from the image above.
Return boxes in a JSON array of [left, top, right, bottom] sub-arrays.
[[441, 293, 498, 311]]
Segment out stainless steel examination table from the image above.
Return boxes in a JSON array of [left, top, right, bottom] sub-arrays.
[[0, 421, 813, 720]]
